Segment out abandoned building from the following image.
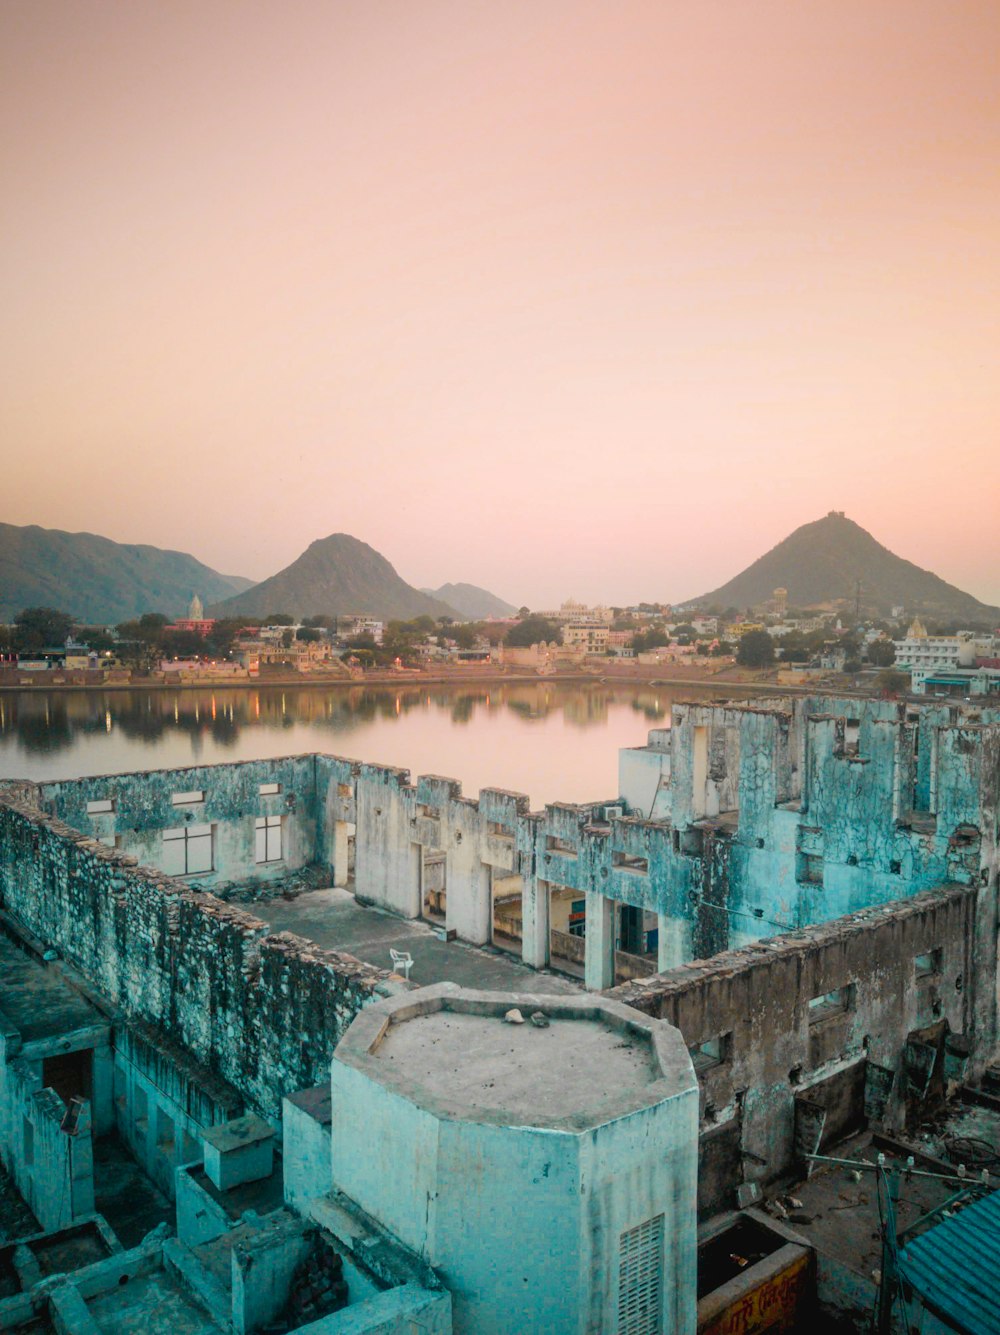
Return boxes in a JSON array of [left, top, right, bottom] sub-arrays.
[[0, 691, 998, 1333]]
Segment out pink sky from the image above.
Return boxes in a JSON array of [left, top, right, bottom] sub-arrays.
[[3, 1, 998, 607]]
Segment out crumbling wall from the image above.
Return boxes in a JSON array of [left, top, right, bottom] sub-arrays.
[[609, 885, 978, 1217], [0, 796, 394, 1121]]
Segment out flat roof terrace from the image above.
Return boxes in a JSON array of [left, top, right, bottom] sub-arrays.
[[255, 887, 581, 995]]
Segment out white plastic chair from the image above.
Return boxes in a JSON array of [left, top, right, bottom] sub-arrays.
[[390, 948, 414, 980]]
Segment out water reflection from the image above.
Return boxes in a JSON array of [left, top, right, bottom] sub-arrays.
[[0, 681, 741, 801], [0, 683, 676, 750]]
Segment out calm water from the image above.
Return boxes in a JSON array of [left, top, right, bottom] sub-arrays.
[[0, 681, 737, 805]]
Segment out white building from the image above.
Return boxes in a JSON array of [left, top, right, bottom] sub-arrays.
[[894, 618, 996, 674], [336, 615, 384, 643]]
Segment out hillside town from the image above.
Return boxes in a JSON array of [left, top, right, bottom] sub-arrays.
[[4, 590, 999, 701]]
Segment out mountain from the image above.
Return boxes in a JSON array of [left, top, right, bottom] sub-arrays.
[[210, 534, 460, 622], [0, 523, 253, 624], [420, 582, 517, 620], [688, 512, 1000, 621]]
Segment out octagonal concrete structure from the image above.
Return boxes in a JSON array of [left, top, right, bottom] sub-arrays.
[[329, 984, 698, 1335]]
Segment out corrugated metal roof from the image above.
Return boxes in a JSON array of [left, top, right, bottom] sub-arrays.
[[899, 1190, 1000, 1335]]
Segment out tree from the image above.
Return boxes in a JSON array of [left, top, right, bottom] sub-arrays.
[[14, 607, 74, 651], [161, 629, 205, 658], [204, 619, 246, 659], [868, 639, 896, 667], [303, 614, 335, 629], [736, 629, 775, 668], [77, 626, 117, 653], [114, 613, 172, 671], [265, 613, 294, 626], [633, 629, 670, 653], [506, 617, 561, 647], [281, 629, 294, 648], [875, 668, 908, 695], [296, 627, 321, 642], [442, 623, 476, 649]]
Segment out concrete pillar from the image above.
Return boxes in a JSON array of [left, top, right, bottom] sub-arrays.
[[332, 821, 350, 888], [657, 914, 687, 973], [521, 876, 550, 969], [91, 1043, 116, 1135], [446, 857, 492, 945], [585, 892, 616, 991]]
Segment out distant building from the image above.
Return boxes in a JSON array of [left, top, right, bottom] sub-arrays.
[[562, 622, 610, 652], [535, 600, 614, 626], [336, 615, 384, 643], [168, 593, 215, 637]]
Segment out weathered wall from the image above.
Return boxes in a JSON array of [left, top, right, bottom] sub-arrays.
[[0, 1059, 93, 1233], [39, 756, 321, 893], [609, 884, 978, 1216], [0, 795, 395, 1121]]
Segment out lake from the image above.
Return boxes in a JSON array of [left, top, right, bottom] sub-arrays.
[[0, 680, 740, 805]]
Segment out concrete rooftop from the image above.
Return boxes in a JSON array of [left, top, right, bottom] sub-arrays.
[[373, 1009, 657, 1127], [255, 887, 582, 995], [336, 986, 697, 1131]]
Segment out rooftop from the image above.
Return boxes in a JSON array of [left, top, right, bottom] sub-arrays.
[[255, 887, 581, 995], [335, 985, 696, 1131], [375, 1010, 655, 1126]]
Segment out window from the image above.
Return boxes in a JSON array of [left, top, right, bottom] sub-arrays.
[[157, 1109, 175, 1158], [688, 1034, 730, 1071], [171, 790, 204, 806], [86, 798, 114, 814], [797, 852, 824, 886], [808, 985, 854, 1022], [844, 718, 860, 755], [259, 782, 282, 796], [163, 824, 213, 875], [613, 851, 649, 875], [255, 815, 283, 864], [915, 949, 942, 978], [618, 1214, 664, 1335]]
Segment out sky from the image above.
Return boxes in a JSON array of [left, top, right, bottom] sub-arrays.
[[2, 1, 998, 608]]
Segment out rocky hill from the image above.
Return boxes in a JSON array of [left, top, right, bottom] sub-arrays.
[[420, 582, 517, 620], [0, 523, 253, 624], [688, 512, 1000, 621], [211, 534, 459, 622]]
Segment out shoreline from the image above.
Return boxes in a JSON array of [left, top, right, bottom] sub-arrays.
[[0, 667, 841, 697]]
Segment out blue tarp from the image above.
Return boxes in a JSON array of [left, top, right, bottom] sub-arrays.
[[899, 1190, 1000, 1335]]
